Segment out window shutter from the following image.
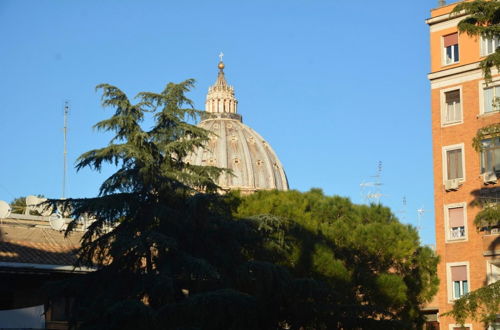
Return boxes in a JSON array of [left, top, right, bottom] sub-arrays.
[[451, 265, 467, 282], [444, 33, 458, 47], [447, 149, 463, 179], [445, 90, 460, 103], [485, 87, 494, 113], [449, 207, 465, 227]]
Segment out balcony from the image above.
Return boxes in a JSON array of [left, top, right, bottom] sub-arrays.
[[450, 226, 466, 239]]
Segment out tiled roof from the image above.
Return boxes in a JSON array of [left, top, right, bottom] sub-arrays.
[[0, 217, 83, 268], [0, 239, 78, 265]]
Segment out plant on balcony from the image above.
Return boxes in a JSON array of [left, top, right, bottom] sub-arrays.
[[472, 123, 500, 152], [443, 281, 500, 327]]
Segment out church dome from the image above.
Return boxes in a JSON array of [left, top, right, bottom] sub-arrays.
[[186, 58, 288, 193]]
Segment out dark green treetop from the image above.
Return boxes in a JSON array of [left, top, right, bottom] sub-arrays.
[[47, 81, 440, 329], [235, 189, 440, 328]]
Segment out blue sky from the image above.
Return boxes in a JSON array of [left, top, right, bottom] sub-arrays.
[[0, 0, 444, 245]]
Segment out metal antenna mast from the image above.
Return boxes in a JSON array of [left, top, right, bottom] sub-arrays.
[[360, 161, 384, 204], [62, 101, 69, 199], [417, 207, 425, 234], [398, 196, 407, 222]]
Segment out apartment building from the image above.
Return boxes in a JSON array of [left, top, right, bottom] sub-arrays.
[[427, 1, 500, 329]]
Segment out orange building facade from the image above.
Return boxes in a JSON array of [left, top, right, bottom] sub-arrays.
[[427, 1, 500, 330]]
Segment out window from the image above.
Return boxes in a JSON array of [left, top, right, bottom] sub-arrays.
[[444, 33, 459, 65], [447, 205, 466, 240], [488, 322, 500, 330], [451, 265, 469, 299], [484, 85, 500, 113], [443, 89, 462, 124], [482, 36, 500, 56], [487, 261, 500, 284], [481, 138, 500, 176], [446, 148, 464, 180]]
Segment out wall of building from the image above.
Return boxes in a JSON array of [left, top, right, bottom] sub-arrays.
[[428, 2, 500, 329]]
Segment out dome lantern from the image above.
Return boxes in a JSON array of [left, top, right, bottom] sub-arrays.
[[205, 53, 239, 117], [188, 55, 289, 193]]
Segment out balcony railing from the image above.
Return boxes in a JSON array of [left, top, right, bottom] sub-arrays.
[[450, 226, 466, 239]]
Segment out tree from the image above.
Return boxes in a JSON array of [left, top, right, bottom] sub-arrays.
[[443, 281, 500, 327], [47, 80, 262, 329], [48, 81, 439, 329], [453, 0, 500, 82], [235, 189, 439, 329], [10, 195, 45, 215]]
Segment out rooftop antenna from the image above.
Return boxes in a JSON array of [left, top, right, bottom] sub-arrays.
[[438, 0, 446, 7], [417, 207, 425, 235], [398, 196, 407, 222], [62, 101, 69, 199], [360, 161, 384, 204]]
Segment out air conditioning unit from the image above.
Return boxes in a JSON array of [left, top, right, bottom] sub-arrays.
[[482, 171, 498, 185], [491, 228, 499, 235], [445, 179, 460, 191]]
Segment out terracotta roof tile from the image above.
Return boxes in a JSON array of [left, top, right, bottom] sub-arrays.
[[0, 220, 83, 267]]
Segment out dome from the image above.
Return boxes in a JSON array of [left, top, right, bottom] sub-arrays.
[[186, 59, 288, 193]]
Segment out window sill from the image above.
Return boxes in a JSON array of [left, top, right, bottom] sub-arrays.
[[446, 237, 468, 243], [442, 61, 460, 68], [441, 120, 463, 127], [477, 110, 500, 118]]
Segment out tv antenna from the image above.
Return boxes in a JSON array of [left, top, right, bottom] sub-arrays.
[[62, 101, 69, 199], [417, 207, 425, 234], [397, 196, 407, 222], [360, 161, 384, 204]]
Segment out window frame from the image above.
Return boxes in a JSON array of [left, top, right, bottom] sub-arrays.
[[442, 143, 466, 184], [441, 86, 463, 126], [479, 79, 500, 116], [487, 322, 500, 330], [480, 137, 500, 177], [444, 202, 468, 243], [481, 35, 500, 57], [443, 33, 460, 66], [486, 259, 500, 285], [446, 261, 470, 302]]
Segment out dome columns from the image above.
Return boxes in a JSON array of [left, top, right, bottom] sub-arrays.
[[205, 60, 238, 114]]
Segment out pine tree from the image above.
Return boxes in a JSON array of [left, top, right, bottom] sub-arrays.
[[235, 189, 440, 329], [48, 80, 266, 329], [48, 81, 440, 329]]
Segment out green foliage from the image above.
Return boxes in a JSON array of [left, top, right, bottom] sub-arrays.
[[10, 196, 28, 214], [472, 123, 500, 152], [236, 189, 440, 328], [48, 81, 439, 329], [10, 195, 45, 215], [474, 203, 500, 228], [453, 0, 500, 81], [443, 281, 500, 327]]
